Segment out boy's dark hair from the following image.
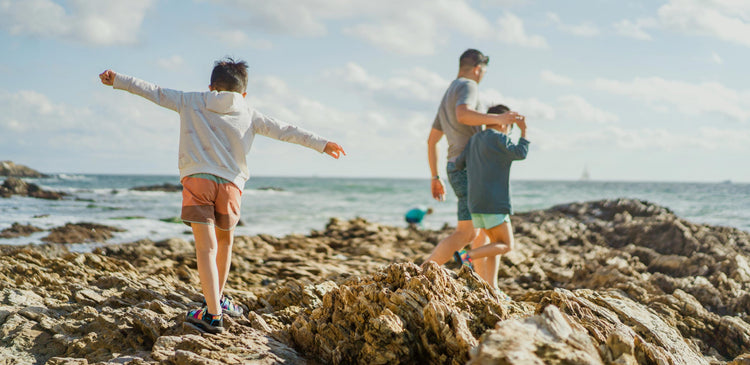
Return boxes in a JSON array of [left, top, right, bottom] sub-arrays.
[[487, 104, 513, 131], [210, 57, 248, 93], [459, 49, 489, 69], [487, 104, 509, 114]]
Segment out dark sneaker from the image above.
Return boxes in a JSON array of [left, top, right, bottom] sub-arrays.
[[453, 249, 474, 270], [202, 295, 244, 318], [185, 308, 223, 334]]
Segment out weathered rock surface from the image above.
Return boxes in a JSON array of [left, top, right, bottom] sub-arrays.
[[0, 161, 47, 178], [41, 222, 125, 244], [0, 177, 66, 200], [0, 199, 748, 364], [0, 223, 43, 239], [131, 183, 183, 192]]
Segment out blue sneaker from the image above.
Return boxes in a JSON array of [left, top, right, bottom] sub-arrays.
[[202, 295, 244, 318], [186, 308, 223, 334], [453, 249, 474, 270]]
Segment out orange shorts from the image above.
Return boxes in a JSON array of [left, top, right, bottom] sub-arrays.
[[180, 174, 242, 231]]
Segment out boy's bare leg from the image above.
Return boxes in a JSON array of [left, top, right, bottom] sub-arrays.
[[467, 221, 514, 288], [192, 223, 221, 315], [215, 227, 234, 295], [485, 255, 501, 289], [470, 230, 490, 281], [423, 220, 478, 265]]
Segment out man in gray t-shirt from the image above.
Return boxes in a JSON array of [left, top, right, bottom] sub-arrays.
[[431, 77, 482, 162], [423, 49, 520, 291]]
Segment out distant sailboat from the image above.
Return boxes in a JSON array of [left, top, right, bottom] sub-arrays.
[[580, 166, 590, 181]]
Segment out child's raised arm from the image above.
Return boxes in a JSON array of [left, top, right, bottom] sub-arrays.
[[323, 142, 346, 159], [251, 109, 345, 158], [99, 70, 116, 86], [98, 69, 184, 112], [503, 116, 529, 160]]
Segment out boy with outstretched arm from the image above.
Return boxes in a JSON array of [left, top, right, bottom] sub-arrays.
[[99, 58, 345, 334], [453, 104, 529, 296]]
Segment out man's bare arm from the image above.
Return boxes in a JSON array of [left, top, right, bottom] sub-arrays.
[[456, 104, 517, 126], [427, 128, 445, 201]]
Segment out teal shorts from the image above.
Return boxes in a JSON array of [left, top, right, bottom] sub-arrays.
[[471, 213, 511, 229]]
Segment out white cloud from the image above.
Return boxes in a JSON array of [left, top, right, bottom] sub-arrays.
[[540, 70, 573, 85], [242, 74, 431, 173], [615, 0, 750, 46], [348, 1, 494, 55], [547, 12, 600, 37], [496, 12, 548, 48], [712, 52, 723, 64], [0, 87, 179, 157], [557, 95, 619, 124], [479, 0, 529, 6], [480, 88, 556, 120], [656, 0, 750, 47], [0, 90, 92, 132], [207, 29, 273, 49], [208, 0, 356, 36], [593, 76, 750, 122], [211, 0, 493, 55], [699, 126, 750, 150], [156, 55, 185, 70], [212, 0, 543, 55], [481, 89, 617, 124], [332, 62, 449, 105], [613, 18, 655, 40], [344, 15, 441, 56], [0, 0, 154, 45]]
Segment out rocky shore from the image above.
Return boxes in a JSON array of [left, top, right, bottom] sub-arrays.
[[0, 177, 66, 200], [1, 199, 749, 364], [0, 161, 47, 178]]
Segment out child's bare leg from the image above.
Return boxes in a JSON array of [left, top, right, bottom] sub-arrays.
[[215, 227, 234, 295], [470, 229, 490, 281], [467, 221, 514, 288], [423, 220, 478, 265], [192, 223, 221, 315]]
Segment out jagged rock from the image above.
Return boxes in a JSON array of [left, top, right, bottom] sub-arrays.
[[469, 304, 603, 364], [0, 222, 43, 239], [0, 161, 46, 178], [0, 177, 66, 200], [41, 222, 125, 244], [0, 199, 748, 363], [290, 262, 529, 364]]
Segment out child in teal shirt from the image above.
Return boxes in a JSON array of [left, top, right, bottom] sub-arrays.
[[453, 104, 529, 292]]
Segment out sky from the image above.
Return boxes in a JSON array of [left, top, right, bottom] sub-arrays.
[[0, 0, 749, 182]]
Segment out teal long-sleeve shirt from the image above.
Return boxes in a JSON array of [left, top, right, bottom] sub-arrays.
[[455, 129, 530, 215]]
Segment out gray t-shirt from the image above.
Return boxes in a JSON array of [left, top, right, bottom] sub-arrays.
[[431, 77, 482, 161]]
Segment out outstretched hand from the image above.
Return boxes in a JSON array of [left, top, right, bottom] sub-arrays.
[[99, 69, 116, 86], [324, 142, 346, 159]]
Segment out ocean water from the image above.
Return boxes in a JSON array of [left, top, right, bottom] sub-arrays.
[[1, 174, 748, 249]]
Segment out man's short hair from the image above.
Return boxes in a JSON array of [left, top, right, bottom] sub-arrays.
[[487, 104, 509, 114], [210, 57, 248, 93], [459, 49, 489, 69]]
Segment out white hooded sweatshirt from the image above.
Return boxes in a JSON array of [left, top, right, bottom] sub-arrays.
[[113, 73, 329, 189]]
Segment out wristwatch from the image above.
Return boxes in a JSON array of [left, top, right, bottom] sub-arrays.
[[432, 175, 440, 180]]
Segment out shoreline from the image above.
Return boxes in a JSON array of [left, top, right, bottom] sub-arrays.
[[1, 198, 749, 363]]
